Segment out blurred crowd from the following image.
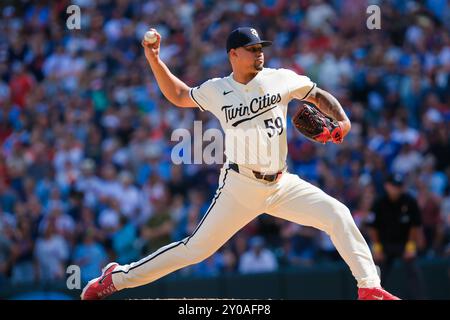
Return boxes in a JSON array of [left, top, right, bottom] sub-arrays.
[[0, 0, 449, 287]]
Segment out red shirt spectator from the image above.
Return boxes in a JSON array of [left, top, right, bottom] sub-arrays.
[[0, 155, 9, 184], [9, 66, 34, 109]]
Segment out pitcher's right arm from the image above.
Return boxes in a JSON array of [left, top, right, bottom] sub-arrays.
[[142, 29, 195, 108]]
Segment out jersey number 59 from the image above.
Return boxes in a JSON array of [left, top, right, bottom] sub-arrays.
[[264, 116, 284, 138]]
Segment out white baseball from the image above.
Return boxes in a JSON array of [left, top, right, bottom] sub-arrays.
[[144, 30, 157, 44]]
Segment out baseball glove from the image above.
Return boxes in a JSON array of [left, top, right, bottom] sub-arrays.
[[292, 101, 343, 144]]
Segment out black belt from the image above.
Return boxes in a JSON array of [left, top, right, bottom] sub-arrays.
[[229, 162, 283, 182]]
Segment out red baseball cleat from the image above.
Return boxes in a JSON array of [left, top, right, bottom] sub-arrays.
[[81, 262, 119, 300], [358, 287, 401, 300]]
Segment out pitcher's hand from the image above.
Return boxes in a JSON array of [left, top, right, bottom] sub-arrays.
[[142, 28, 161, 63]]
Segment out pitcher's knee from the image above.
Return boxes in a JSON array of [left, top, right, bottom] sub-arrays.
[[191, 251, 214, 264], [333, 204, 356, 229], [337, 203, 352, 220], [322, 202, 354, 234], [183, 240, 215, 264]]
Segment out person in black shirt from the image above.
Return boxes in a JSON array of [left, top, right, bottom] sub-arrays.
[[367, 173, 426, 299]]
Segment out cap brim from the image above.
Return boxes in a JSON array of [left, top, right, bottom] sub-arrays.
[[387, 180, 403, 187], [244, 40, 272, 48]]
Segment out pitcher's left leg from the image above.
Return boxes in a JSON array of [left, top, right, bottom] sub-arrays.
[[267, 173, 380, 288]]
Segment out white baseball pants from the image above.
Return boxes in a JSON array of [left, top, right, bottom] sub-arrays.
[[112, 163, 380, 290]]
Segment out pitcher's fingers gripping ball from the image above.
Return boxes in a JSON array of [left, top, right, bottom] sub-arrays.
[[141, 28, 161, 48], [292, 101, 343, 144], [144, 30, 157, 43]]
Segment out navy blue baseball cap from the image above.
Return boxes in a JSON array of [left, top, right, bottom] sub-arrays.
[[226, 27, 272, 53], [386, 173, 404, 187]]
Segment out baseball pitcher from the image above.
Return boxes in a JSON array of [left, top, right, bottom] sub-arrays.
[[81, 27, 400, 300]]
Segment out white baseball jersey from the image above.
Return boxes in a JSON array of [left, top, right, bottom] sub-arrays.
[[189, 68, 315, 173]]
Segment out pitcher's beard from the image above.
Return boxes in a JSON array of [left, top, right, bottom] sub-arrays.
[[254, 61, 264, 71]]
